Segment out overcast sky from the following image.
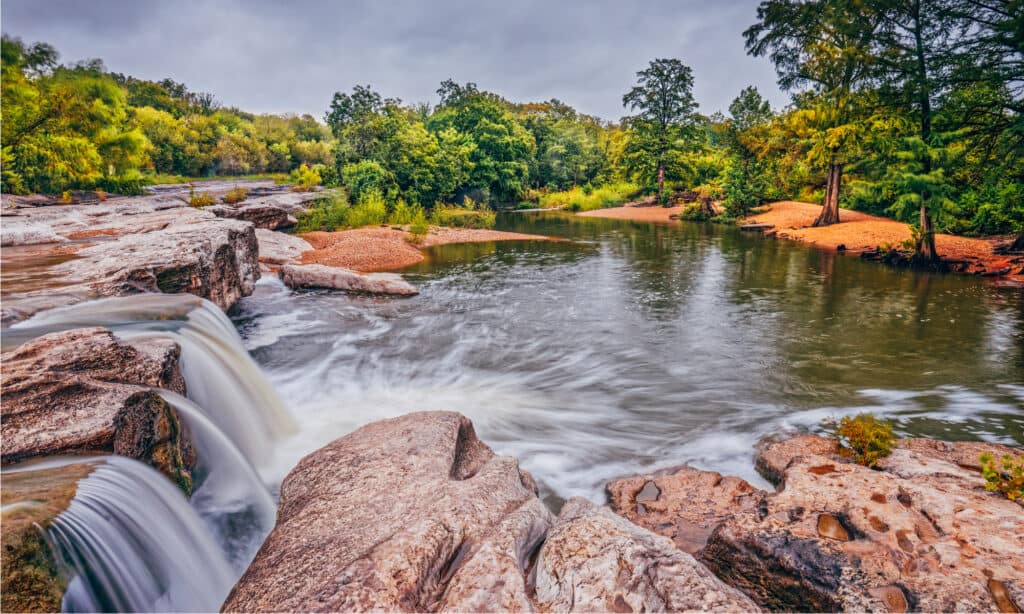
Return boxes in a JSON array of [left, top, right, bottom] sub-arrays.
[[2, 0, 789, 122]]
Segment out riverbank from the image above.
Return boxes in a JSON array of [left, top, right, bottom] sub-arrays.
[[745, 201, 1020, 276], [298, 226, 553, 272], [577, 202, 687, 222]]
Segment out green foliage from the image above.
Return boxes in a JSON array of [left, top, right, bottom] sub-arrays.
[[222, 186, 248, 204], [387, 198, 423, 225], [345, 189, 388, 228], [833, 413, 895, 468], [295, 190, 349, 232], [430, 197, 496, 229], [979, 453, 1024, 502], [341, 159, 394, 203], [539, 182, 639, 212], [289, 163, 322, 192], [408, 209, 429, 239]]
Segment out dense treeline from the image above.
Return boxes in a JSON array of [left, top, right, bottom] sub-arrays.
[[2, 0, 1021, 258]]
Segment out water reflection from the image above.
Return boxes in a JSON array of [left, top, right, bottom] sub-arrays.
[[236, 211, 1023, 499]]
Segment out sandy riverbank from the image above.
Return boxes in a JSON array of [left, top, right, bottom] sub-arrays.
[[577, 203, 687, 222], [299, 226, 552, 272], [745, 201, 1020, 276]]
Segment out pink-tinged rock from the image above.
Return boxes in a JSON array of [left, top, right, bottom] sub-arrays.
[[209, 203, 292, 230], [607, 466, 764, 554], [280, 263, 418, 296], [754, 433, 839, 486], [695, 438, 1024, 612], [534, 497, 760, 613], [0, 328, 194, 490], [222, 411, 551, 612], [255, 229, 312, 267]]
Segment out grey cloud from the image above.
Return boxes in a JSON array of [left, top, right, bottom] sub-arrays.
[[2, 0, 788, 121]]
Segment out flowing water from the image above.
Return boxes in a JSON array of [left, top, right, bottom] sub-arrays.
[[235, 211, 1024, 500], [3, 211, 1023, 610], [6, 456, 236, 612]]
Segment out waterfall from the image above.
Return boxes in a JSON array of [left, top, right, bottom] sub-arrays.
[[158, 390, 276, 568], [44, 456, 235, 613], [11, 294, 296, 465]]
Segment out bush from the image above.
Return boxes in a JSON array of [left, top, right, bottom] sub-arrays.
[[289, 163, 322, 192], [388, 199, 423, 225], [431, 197, 496, 229], [294, 190, 349, 232], [539, 182, 639, 212], [345, 189, 388, 228], [222, 186, 248, 204], [341, 160, 394, 203], [409, 209, 429, 241], [980, 453, 1024, 501], [833, 413, 895, 467], [188, 184, 215, 208]]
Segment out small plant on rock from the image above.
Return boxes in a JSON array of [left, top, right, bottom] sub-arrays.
[[188, 184, 215, 208], [222, 186, 248, 204], [833, 413, 895, 467], [979, 453, 1024, 501]]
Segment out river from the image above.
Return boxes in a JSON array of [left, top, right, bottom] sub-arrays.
[[235, 211, 1024, 503]]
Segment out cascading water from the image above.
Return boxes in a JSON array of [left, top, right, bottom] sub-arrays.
[[10, 294, 296, 466], [157, 390, 276, 567], [34, 456, 235, 612]]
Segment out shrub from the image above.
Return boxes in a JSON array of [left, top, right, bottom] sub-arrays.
[[980, 453, 1024, 501], [294, 190, 349, 232], [222, 186, 248, 204], [388, 199, 423, 225], [833, 413, 895, 467], [408, 209, 429, 241], [341, 160, 394, 203], [188, 184, 215, 208], [539, 182, 639, 212], [289, 163, 322, 192], [345, 189, 388, 228], [95, 189, 108, 202], [431, 197, 496, 229], [60, 191, 73, 204]]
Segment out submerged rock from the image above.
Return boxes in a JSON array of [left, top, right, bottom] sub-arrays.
[[0, 328, 194, 490], [610, 435, 1024, 612], [280, 263, 418, 296], [223, 411, 551, 612], [534, 498, 759, 613], [1, 462, 97, 613]]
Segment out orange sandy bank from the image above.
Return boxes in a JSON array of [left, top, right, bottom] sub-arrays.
[[745, 201, 1020, 276], [299, 226, 551, 272], [578, 203, 687, 222]]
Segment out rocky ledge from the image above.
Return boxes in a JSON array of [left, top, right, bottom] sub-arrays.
[[0, 328, 195, 491], [223, 412, 755, 613], [0, 183, 308, 324], [608, 434, 1024, 612]]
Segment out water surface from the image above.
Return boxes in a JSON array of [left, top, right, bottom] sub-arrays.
[[235, 212, 1024, 499]]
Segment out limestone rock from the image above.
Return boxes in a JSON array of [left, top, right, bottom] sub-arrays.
[[606, 466, 764, 553], [222, 411, 551, 612], [534, 497, 760, 613], [754, 433, 839, 486], [280, 263, 418, 296], [695, 438, 1024, 612], [210, 203, 292, 230], [1, 328, 194, 490], [255, 229, 312, 267]]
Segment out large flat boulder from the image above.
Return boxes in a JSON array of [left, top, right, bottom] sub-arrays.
[[255, 229, 312, 269], [280, 263, 418, 296], [1, 190, 265, 324], [209, 203, 292, 230], [610, 436, 1024, 612], [534, 498, 759, 612], [222, 411, 552, 612], [1, 328, 194, 491]]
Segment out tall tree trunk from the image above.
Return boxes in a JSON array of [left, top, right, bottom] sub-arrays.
[[916, 201, 938, 261], [657, 160, 666, 206], [813, 160, 842, 226]]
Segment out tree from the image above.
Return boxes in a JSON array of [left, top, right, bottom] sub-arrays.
[[721, 86, 774, 215], [746, 0, 882, 226], [622, 58, 699, 204]]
